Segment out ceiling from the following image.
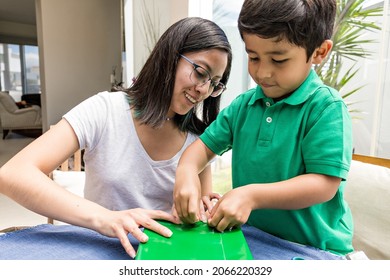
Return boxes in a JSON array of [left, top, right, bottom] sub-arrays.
[[0, 0, 36, 25]]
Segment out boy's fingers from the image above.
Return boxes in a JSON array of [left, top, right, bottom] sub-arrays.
[[207, 202, 225, 228]]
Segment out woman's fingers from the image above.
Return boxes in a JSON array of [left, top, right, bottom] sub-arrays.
[[202, 193, 220, 214], [199, 199, 207, 223], [186, 195, 200, 223], [117, 209, 175, 257], [114, 226, 140, 259], [171, 204, 182, 224], [142, 219, 173, 238], [175, 195, 199, 224], [202, 196, 213, 214], [148, 208, 180, 224]]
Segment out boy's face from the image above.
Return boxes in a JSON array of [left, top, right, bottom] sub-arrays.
[[243, 33, 314, 99]]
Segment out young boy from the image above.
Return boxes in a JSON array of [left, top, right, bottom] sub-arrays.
[[174, 0, 354, 256]]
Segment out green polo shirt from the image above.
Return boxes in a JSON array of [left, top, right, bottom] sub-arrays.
[[200, 69, 354, 255]]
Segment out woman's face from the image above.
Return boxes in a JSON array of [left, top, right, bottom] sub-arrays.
[[169, 49, 228, 117]]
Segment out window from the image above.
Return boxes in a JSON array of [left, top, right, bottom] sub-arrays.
[[190, 0, 390, 193], [0, 43, 40, 101], [189, 0, 247, 195], [23, 45, 40, 94]]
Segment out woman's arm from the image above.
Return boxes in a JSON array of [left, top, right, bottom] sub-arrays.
[[0, 119, 82, 215], [0, 119, 177, 258]]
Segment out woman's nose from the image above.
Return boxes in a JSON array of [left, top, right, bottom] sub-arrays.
[[194, 81, 212, 97]]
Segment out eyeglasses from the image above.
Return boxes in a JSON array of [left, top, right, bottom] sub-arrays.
[[180, 54, 226, 97]]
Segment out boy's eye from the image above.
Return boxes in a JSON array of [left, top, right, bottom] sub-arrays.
[[272, 58, 288, 64], [248, 56, 259, 62]]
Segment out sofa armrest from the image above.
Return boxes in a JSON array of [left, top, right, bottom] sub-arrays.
[[345, 159, 390, 259]]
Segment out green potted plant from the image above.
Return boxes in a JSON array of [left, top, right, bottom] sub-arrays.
[[314, 0, 383, 115]]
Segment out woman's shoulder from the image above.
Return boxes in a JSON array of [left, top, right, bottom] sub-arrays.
[[187, 131, 199, 143], [81, 91, 129, 111], [95, 90, 128, 102]]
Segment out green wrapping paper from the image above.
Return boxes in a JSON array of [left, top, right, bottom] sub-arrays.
[[136, 221, 253, 260]]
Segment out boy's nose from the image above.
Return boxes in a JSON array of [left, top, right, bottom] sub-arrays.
[[256, 66, 272, 80]]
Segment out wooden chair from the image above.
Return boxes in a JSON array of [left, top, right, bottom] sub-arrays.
[[0, 144, 84, 232], [0, 226, 29, 234], [58, 149, 82, 171], [47, 149, 84, 224]]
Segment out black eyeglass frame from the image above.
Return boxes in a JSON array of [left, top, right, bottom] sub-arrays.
[[179, 54, 226, 97]]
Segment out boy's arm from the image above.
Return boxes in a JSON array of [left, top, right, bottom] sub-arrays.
[[174, 139, 215, 224], [208, 173, 341, 231]]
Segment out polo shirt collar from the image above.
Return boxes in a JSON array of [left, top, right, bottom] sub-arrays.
[[248, 69, 324, 106]]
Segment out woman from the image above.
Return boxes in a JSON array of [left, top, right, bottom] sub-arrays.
[[0, 17, 232, 258]]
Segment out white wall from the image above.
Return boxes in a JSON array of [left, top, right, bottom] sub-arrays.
[[127, 0, 188, 81], [4, 0, 188, 131], [36, 0, 122, 131]]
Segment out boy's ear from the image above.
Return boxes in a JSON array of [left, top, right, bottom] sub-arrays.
[[311, 40, 333, 64]]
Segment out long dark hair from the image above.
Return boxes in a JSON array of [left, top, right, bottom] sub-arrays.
[[124, 17, 232, 135]]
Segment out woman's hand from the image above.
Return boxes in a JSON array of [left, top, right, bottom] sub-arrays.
[[201, 193, 221, 220], [96, 208, 179, 258]]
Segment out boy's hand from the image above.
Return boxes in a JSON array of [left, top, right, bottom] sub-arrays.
[[208, 188, 253, 231]]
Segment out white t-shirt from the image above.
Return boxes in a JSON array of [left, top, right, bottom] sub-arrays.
[[63, 91, 198, 212]]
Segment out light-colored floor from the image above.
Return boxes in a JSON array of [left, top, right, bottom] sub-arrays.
[[0, 131, 47, 231]]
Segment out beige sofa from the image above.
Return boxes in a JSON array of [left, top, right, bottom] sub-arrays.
[[0, 91, 42, 139], [344, 155, 390, 260]]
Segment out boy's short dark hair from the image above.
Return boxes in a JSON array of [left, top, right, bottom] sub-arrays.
[[238, 0, 336, 61]]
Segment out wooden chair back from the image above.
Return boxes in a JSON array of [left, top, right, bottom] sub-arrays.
[[352, 154, 390, 169], [58, 149, 82, 171], [47, 149, 83, 224]]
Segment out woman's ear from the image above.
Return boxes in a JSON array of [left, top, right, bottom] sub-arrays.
[[312, 40, 333, 64]]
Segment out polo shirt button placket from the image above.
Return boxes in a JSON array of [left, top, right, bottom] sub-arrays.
[[266, 117, 272, 123]]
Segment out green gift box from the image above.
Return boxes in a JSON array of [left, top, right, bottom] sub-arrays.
[[136, 221, 253, 260]]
